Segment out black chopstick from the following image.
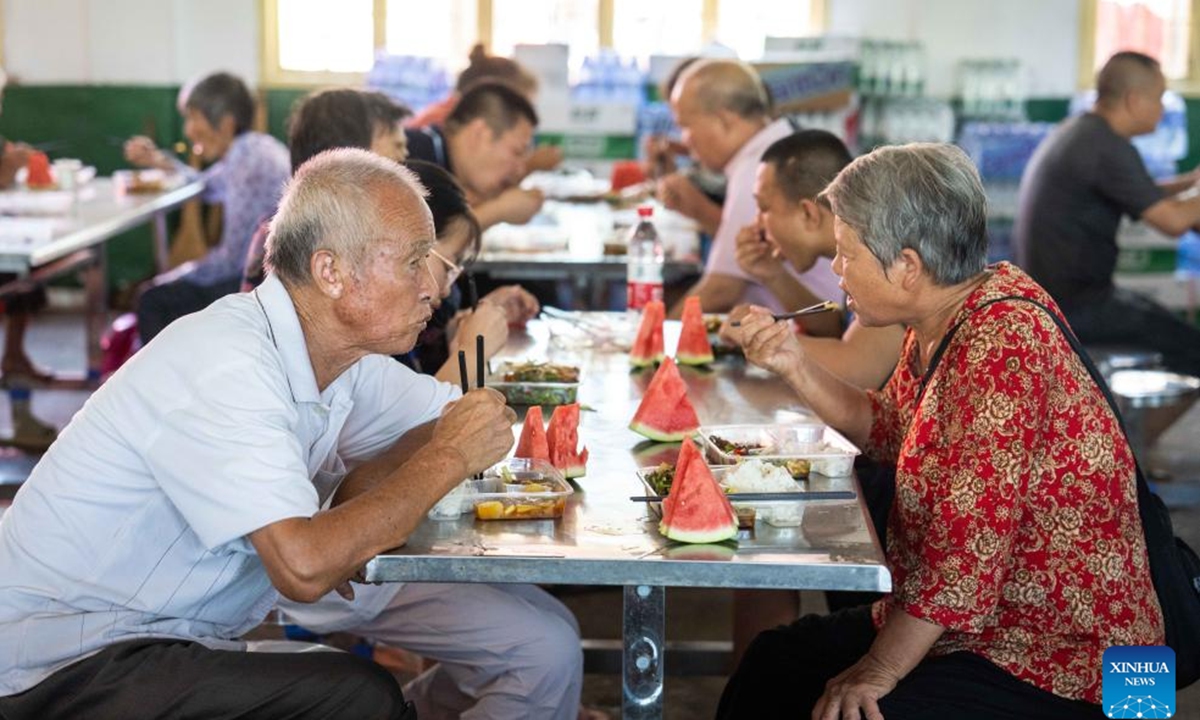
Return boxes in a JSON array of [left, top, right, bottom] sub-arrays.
[[475, 334, 485, 389], [467, 272, 479, 313], [457, 350, 469, 395], [630, 490, 857, 502], [729, 300, 840, 327]]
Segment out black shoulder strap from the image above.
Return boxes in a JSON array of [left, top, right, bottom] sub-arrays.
[[920, 294, 1150, 492]]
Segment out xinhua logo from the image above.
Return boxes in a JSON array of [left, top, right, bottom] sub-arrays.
[[1103, 646, 1175, 718]]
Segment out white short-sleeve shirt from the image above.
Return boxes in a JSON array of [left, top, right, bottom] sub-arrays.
[[703, 117, 841, 312], [0, 274, 458, 695]]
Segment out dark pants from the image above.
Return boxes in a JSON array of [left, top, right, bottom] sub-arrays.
[[1065, 287, 1200, 377], [716, 606, 1103, 720], [138, 277, 243, 345], [0, 639, 416, 720]]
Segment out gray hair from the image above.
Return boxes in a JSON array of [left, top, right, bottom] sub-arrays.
[[820, 143, 988, 286], [265, 147, 429, 287]]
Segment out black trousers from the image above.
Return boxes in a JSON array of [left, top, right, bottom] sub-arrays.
[[716, 606, 1103, 720], [1064, 287, 1200, 378], [138, 277, 243, 345], [0, 639, 416, 720]]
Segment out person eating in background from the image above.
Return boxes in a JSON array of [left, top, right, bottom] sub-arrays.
[[125, 71, 290, 344], [1016, 51, 1200, 376], [408, 43, 563, 177], [666, 59, 841, 329], [720, 143, 1161, 719], [406, 81, 546, 229], [726, 129, 904, 390]]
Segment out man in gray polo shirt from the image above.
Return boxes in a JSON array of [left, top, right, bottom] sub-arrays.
[[0, 150, 526, 718], [1015, 51, 1200, 375]]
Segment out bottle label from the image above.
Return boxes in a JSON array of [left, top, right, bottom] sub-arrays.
[[627, 281, 663, 310]]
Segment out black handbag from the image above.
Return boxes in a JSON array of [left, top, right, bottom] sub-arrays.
[[922, 295, 1200, 689]]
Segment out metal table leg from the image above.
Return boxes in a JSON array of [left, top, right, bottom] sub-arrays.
[[622, 584, 664, 720]]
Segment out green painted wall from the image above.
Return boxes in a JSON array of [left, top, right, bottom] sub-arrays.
[[0, 85, 183, 296]]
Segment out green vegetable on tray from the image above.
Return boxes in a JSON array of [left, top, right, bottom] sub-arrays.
[[502, 361, 580, 384]]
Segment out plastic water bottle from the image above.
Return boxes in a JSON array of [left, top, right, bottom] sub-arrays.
[[626, 206, 664, 311]]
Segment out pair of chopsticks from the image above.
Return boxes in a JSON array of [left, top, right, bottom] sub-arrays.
[[540, 306, 610, 335], [630, 490, 857, 502], [729, 300, 841, 327], [458, 333, 487, 479]]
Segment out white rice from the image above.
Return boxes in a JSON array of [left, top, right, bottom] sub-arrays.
[[723, 460, 797, 493]]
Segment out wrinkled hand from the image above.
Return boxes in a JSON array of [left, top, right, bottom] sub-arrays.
[[737, 306, 806, 378], [642, 135, 679, 177], [656, 173, 710, 221], [492, 187, 545, 225], [527, 145, 564, 173], [483, 284, 540, 326], [124, 135, 170, 169], [718, 304, 753, 347], [735, 223, 784, 283], [432, 388, 517, 477], [452, 302, 509, 359], [813, 654, 900, 720]]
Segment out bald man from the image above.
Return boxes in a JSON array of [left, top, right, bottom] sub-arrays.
[[1016, 51, 1200, 375], [666, 60, 841, 333]]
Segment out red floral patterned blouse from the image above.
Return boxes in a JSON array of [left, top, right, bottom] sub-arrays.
[[866, 262, 1163, 704]]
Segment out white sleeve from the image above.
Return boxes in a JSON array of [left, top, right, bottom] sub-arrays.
[[141, 356, 319, 552], [336, 355, 461, 465]]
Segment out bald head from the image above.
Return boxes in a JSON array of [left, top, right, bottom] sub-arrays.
[[266, 147, 433, 287], [673, 59, 770, 120], [1096, 51, 1163, 106]]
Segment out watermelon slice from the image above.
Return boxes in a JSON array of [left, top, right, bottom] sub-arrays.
[[629, 357, 701, 442], [630, 300, 665, 368], [514, 406, 551, 463], [659, 438, 737, 543], [660, 433, 704, 527], [676, 296, 714, 366], [546, 403, 589, 478]]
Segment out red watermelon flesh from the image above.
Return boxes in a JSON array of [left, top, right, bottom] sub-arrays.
[[630, 300, 665, 367], [660, 434, 704, 527], [660, 438, 737, 544], [676, 296, 714, 366], [629, 357, 701, 442], [514, 405, 550, 463], [547, 403, 589, 478]]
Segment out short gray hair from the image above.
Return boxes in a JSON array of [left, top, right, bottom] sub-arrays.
[[821, 143, 988, 286], [265, 147, 428, 286]]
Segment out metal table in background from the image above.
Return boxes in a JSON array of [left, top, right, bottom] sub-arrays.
[[476, 201, 704, 309], [367, 316, 890, 719], [0, 177, 204, 380]]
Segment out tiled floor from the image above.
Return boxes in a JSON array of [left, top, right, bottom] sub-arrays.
[[3, 306, 1199, 718]]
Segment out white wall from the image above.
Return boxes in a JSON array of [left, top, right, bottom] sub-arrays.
[[827, 0, 1081, 98], [3, 0, 259, 85]]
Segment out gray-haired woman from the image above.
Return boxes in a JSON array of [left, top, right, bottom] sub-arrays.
[[720, 143, 1161, 719]]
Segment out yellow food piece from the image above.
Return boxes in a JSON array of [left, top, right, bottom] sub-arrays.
[[475, 501, 505, 520]]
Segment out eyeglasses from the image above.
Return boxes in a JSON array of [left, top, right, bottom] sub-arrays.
[[427, 247, 464, 287]]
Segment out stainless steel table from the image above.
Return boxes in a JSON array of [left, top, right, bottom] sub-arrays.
[[476, 201, 703, 309], [0, 177, 204, 378], [367, 317, 891, 719]]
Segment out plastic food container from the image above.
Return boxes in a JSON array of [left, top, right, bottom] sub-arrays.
[[700, 423, 860, 477], [635, 463, 805, 527], [470, 458, 573, 521], [487, 362, 580, 406]]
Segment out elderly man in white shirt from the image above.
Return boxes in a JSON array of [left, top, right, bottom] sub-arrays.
[[0, 149, 583, 720], [663, 60, 842, 336]]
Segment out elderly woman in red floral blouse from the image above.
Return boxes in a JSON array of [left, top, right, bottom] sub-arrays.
[[720, 143, 1162, 720]]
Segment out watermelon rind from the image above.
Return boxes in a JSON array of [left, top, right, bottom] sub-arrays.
[[629, 352, 665, 369], [675, 350, 715, 366], [663, 541, 737, 561], [676, 296, 715, 366], [629, 421, 695, 442]]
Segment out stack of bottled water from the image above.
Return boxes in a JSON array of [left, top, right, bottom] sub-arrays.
[[573, 51, 645, 105], [858, 40, 926, 97], [958, 60, 1026, 122], [860, 97, 956, 148], [366, 53, 451, 112]]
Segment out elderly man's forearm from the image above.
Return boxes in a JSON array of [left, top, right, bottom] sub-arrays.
[[781, 358, 874, 445], [253, 443, 470, 602]]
